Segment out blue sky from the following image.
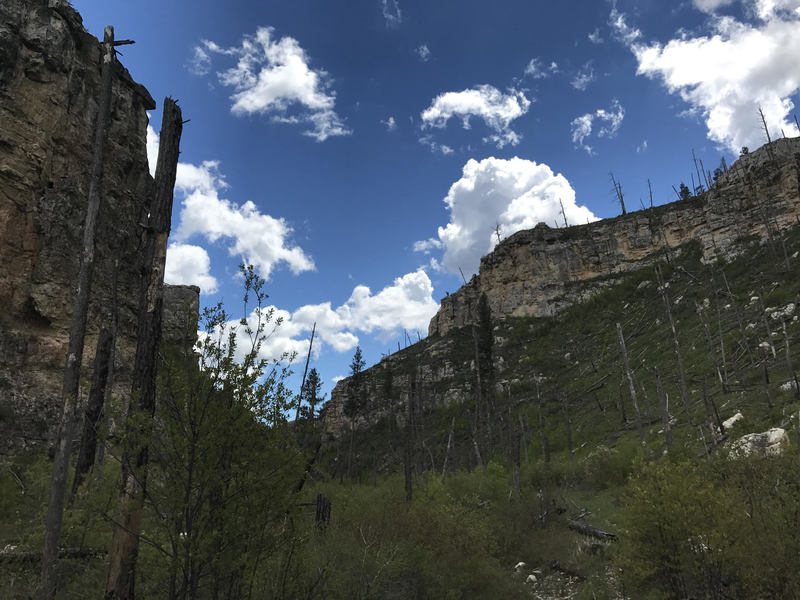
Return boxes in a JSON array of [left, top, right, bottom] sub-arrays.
[[72, 0, 800, 397]]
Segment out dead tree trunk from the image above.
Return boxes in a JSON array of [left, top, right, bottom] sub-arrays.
[[656, 265, 693, 425], [518, 413, 530, 464], [403, 374, 414, 502], [440, 416, 455, 478], [715, 301, 728, 392], [692, 149, 704, 193], [536, 379, 550, 463], [655, 367, 672, 450], [70, 327, 114, 499], [610, 172, 626, 215], [759, 106, 775, 162], [617, 322, 645, 445], [294, 322, 316, 422], [40, 26, 116, 599], [105, 98, 182, 600], [96, 260, 119, 470], [562, 393, 573, 462], [696, 301, 724, 389], [782, 320, 800, 399]]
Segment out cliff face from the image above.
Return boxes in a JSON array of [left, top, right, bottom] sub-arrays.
[[0, 0, 197, 451], [429, 138, 800, 336], [325, 139, 800, 436]]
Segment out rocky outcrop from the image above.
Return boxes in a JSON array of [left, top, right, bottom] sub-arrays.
[[730, 428, 790, 457], [326, 138, 800, 437], [429, 138, 800, 336], [0, 0, 197, 452]]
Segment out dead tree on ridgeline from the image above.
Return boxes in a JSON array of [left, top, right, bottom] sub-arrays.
[[610, 172, 626, 215]]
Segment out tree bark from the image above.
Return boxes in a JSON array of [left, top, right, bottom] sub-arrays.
[[656, 265, 693, 425], [617, 322, 645, 445], [567, 519, 617, 541], [105, 98, 182, 600], [562, 393, 574, 461], [536, 379, 550, 463], [40, 26, 116, 599], [71, 327, 114, 499], [96, 260, 119, 470], [655, 367, 672, 450]]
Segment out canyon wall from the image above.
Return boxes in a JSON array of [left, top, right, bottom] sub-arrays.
[[429, 138, 800, 336], [0, 0, 197, 452], [325, 138, 800, 436]]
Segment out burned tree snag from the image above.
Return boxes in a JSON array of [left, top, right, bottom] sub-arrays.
[[561, 392, 574, 462], [536, 378, 550, 463], [656, 265, 693, 426], [70, 327, 114, 500], [610, 172, 626, 215], [40, 25, 116, 599], [655, 367, 672, 450], [617, 322, 645, 445], [106, 98, 183, 600]]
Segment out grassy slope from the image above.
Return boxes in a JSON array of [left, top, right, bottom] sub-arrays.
[[312, 219, 800, 597]]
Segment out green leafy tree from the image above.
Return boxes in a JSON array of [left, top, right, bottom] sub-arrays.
[[133, 265, 305, 599], [678, 182, 692, 200]]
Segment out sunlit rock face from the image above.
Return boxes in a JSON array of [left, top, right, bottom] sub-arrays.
[[0, 0, 196, 451], [429, 138, 800, 337], [325, 138, 800, 438]]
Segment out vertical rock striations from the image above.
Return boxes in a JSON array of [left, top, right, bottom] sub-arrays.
[[0, 1, 197, 451], [327, 138, 800, 437], [429, 138, 800, 337]]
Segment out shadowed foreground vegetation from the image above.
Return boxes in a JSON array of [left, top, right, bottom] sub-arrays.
[[4, 218, 800, 598]]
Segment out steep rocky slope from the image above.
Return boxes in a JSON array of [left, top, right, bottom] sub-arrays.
[[0, 0, 197, 451], [430, 138, 800, 336], [325, 139, 800, 438]]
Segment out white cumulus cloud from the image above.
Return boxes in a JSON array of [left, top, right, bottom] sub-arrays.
[[693, 0, 736, 13], [382, 116, 397, 131], [415, 157, 597, 276], [148, 125, 314, 283], [524, 57, 559, 79], [570, 99, 625, 154], [207, 269, 438, 365], [382, 0, 402, 27], [194, 27, 350, 141], [611, 5, 800, 152], [420, 84, 531, 148], [415, 44, 431, 62], [165, 243, 218, 294], [570, 62, 596, 91]]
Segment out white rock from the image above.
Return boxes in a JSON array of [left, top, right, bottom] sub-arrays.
[[731, 428, 790, 457], [722, 412, 743, 430], [769, 303, 795, 321], [525, 574, 538, 584], [514, 561, 526, 573]]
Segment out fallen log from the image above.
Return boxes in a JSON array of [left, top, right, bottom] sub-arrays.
[[567, 519, 617, 541], [0, 547, 107, 564]]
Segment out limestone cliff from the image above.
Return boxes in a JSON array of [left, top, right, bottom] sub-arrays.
[[429, 138, 800, 336], [0, 0, 197, 451], [325, 138, 800, 436]]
